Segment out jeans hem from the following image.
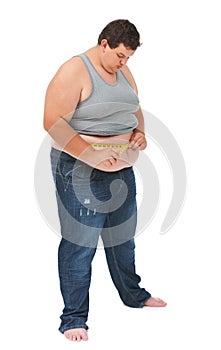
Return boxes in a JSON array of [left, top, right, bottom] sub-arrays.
[[59, 324, 89, 334], [140, 295, 152, 307]]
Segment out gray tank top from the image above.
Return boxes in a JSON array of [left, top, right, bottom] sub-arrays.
[[68, 53, 139, 135]]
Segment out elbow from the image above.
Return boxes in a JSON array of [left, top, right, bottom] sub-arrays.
[[43, 119, 49, 132], [43, 115, 52, 133]]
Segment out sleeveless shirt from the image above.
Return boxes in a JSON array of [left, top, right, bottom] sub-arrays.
[[67, 53, 139, 135]]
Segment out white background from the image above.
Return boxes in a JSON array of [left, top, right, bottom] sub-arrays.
[[1, 0, 221, 349]]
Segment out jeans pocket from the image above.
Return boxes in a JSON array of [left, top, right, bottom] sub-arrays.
[[71, 162, 94, 183], [50, 151, 75, 191]]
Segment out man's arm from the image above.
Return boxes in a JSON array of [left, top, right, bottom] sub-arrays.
[[43, 57, 92, 157], [131, 107, 147, 150], [43, 57, 119, 167]]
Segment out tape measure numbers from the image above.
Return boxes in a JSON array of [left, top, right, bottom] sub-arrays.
[[91, 142, 130, 156]]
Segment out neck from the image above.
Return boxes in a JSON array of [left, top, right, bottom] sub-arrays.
[[85, 46, 116, 76]]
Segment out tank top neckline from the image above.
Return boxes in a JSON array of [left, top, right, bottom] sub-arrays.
[[80, 53, 120, 87]]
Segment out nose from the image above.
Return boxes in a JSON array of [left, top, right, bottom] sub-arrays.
[[120, 57, 128, 66]]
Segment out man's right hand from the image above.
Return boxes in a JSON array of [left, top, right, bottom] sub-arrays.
[[79, 146, 120, 169]]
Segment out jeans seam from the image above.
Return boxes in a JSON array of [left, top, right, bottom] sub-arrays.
[[111, 246, 141, 307], [106, 215, 140, 307]]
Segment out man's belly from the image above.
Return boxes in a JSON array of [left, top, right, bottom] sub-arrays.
[[80, 132, 139, 172]]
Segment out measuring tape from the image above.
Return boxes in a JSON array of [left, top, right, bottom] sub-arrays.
[[91, 142, 130, 156]]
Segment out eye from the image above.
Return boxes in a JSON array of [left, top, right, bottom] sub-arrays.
[[117, 54, 125, 59]]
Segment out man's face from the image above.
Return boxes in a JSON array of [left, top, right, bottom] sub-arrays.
[[101, 41, 135, 73]]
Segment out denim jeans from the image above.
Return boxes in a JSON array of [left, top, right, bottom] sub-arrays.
[[50, 148, 151, 333]]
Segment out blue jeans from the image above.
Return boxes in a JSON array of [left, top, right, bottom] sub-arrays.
[[50, 148, 151, 333]]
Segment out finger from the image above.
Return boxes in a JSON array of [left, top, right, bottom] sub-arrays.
[[109, 150, 119, 159], [104, 161, 111, 167], [132, 135, 146, 149], [130, 141, 140, 149], [139, 142, 147, 150], [106, 155, 118, 166], [130, 135, 143, 146], [109, 156, 117, 165]]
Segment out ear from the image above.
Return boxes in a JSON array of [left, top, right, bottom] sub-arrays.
[[100, 39, 108, 52]]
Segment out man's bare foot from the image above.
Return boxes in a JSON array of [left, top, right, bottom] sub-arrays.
[[144, 296, 167, 307], [64, 328, 88, 342]]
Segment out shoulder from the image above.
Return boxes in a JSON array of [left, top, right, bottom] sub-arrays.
[[50, 56, 86, 86], [45, 56, 89, 102], [120, 65, 138, 94], [45, 56, 88, 108], [59, 55, 86, 73]]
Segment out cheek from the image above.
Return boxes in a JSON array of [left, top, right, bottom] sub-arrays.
[[108, 57, 118, 67], [114, 56, 121, 65]]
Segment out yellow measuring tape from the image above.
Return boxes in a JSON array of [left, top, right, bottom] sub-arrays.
[[91, 142, 130, 156]]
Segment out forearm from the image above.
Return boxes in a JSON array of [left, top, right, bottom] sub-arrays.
[[130, 106, 147, 150], [45, 116, 120, 168], [134, 106, 145, 134], [46, 117, 92, 158]]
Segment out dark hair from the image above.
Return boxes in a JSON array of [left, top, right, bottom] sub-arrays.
[[98, 19, 141, 50]]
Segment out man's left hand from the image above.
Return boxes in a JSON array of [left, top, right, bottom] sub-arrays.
[[129, 129, 147, 150]]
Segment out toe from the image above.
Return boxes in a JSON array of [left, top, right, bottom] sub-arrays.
[[144, 296, 167, 307], [64, 328, 88, 342], [81, 330, 88, 341], [64, 331, 73, 341]]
